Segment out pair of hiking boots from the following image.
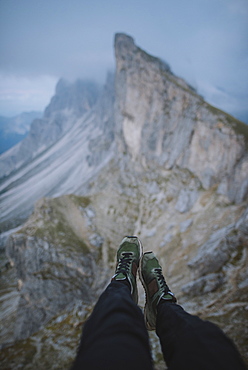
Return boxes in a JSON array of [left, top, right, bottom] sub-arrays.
[[112, 236, 177, 330]]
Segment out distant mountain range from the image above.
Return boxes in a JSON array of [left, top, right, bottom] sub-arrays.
[[0, 111, 42, 154]]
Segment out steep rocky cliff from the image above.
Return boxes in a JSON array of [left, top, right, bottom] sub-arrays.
[[0, 34, 247, 369], [114, 33, 248, 199]]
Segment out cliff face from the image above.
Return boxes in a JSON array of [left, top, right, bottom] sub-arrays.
[[114, 33, 248, 197], [3, 195, 103, 341], [0, 34, 248, 369]]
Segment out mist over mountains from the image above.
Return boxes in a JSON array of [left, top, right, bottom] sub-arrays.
[[0, 34, 247, 369], [0, 111, 42, 154]]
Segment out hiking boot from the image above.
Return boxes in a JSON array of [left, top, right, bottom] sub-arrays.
[[112, 236, 142, 304], [139, 251, 177, 330]]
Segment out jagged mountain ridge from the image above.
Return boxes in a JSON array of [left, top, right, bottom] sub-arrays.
[[0, 75, 115, 231], [0, 34, 248, 369], [0, 79, 101, 179]]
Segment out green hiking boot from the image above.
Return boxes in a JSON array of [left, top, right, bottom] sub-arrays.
[[140, 251, 177, 330], [112, 236, 142, 304]]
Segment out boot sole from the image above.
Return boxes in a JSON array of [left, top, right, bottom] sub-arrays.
[[123, 236, 143, 304], [139, 252, 156, 331]]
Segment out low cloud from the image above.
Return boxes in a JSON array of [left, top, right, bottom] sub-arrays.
[[0, 0, 247, 122], [0, 74, 58, 116]]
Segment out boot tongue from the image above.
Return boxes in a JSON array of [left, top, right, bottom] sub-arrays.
[[114, 272, 127, 280], [161, 292, 177, 302]]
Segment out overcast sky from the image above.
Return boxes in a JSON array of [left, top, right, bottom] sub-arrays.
[[0, 0, 247, 123]]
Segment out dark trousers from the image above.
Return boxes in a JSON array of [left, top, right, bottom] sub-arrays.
[[72, 281, 246, 370]]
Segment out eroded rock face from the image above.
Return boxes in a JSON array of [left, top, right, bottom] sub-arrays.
[[7, 234, 93, 340], [188, 212, 248, 277], [182, 209, 248, 294], [3, 195, 104, 342], [114, 33, 248, 201]]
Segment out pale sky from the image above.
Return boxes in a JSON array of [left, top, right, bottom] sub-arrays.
[[0, 0, 248, 123]]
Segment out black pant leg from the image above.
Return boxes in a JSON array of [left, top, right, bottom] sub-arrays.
[[72, 281, 153, 370], [156, 301, 246, 370]]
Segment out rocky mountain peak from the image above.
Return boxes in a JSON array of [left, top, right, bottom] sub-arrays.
[[114, 33, 248, 203], [44, 78, 100, 118], [114, 33, 171, 75], [115, 33, 137, 58]]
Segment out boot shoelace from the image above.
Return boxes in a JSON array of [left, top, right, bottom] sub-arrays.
[[154, 267, 176, 302], [116, 252, 133, 274], [154, 267, 169, 293]]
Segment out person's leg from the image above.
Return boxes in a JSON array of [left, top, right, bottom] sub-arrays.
[[72, 281, 153, 370], [72, 237, 153, 370], [140, 251, 246, 370], [156, 301, 246, 370]]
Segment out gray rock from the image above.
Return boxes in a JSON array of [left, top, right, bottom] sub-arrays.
[[146, 181, 160, 195], [227, 155, 248, 204], [89, 233, 104, 247], [181, 273, 224, 296], [188, 209, 248, 277], [114, 33, 247, 200], [6, 233, 95, 340], [175, 189, 198, 213], [180, 219, 193, 233], [145, 228, 157, 237], [160, 233, 173, 247]]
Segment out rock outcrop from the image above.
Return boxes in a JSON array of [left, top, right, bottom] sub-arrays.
[[0, 34, 248, 369], [3, 195, 104, 342]]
